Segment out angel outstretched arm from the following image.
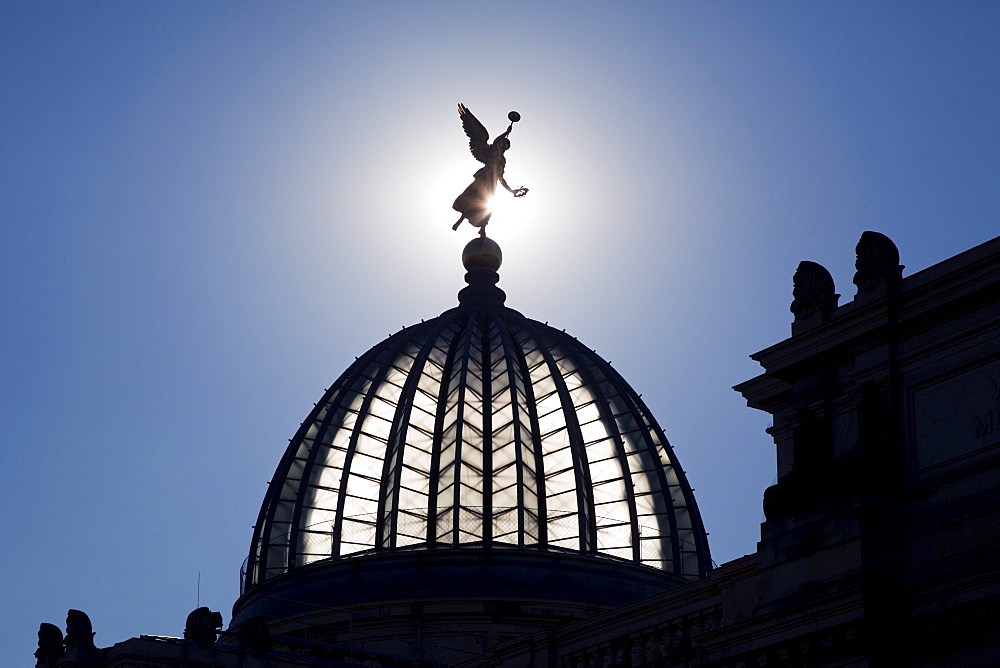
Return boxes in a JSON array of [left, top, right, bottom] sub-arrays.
[[499, 175, 528, 198]]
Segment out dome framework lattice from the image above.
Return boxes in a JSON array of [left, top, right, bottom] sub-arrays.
[[242, 240, 711, 593]]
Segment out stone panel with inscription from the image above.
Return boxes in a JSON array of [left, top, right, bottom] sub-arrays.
[[914, 361, 1000, 469]]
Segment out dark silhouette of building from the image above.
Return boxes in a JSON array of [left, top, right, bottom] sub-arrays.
[[35, 233, 1000, 667]]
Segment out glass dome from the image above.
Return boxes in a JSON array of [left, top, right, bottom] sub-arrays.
[[242, 238, 711, 592]]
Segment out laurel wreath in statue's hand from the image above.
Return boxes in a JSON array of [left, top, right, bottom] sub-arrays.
[[513, 187, 528, 198]]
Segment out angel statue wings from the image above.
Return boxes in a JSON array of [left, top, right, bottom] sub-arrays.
[[452, 104, 529, 234]]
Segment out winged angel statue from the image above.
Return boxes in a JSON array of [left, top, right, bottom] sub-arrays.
[[452, 104, 528, 234]]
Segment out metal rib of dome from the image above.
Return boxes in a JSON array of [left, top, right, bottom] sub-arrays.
[[243, 239, 711, 592]]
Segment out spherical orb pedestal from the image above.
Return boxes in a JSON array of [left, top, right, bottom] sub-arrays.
[[462, 236, 502, 272]]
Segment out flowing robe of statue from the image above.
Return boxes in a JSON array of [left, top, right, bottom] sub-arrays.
[[453, 155, 506, 229]]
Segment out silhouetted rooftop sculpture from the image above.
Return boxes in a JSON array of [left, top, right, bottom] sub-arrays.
[[33, 623, 63, 668], [791, 260, 839, 323], [854, 230, 904, 293], [184, 607, 223, 645], [64, 609, 96, 652], [452, 104, 528, 235]]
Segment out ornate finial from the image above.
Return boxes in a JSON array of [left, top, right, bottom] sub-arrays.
[[854, 231, 903, 293], [64, 609, 96, 651], [451, 105, 529, 233], [458, 236, 506, 307], [791, 261, 839, 322], [184, 607, 223, 645], [34, 623, 63, 667]]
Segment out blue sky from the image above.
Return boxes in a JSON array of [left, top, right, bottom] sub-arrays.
[[2, 2, 998, 663]]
